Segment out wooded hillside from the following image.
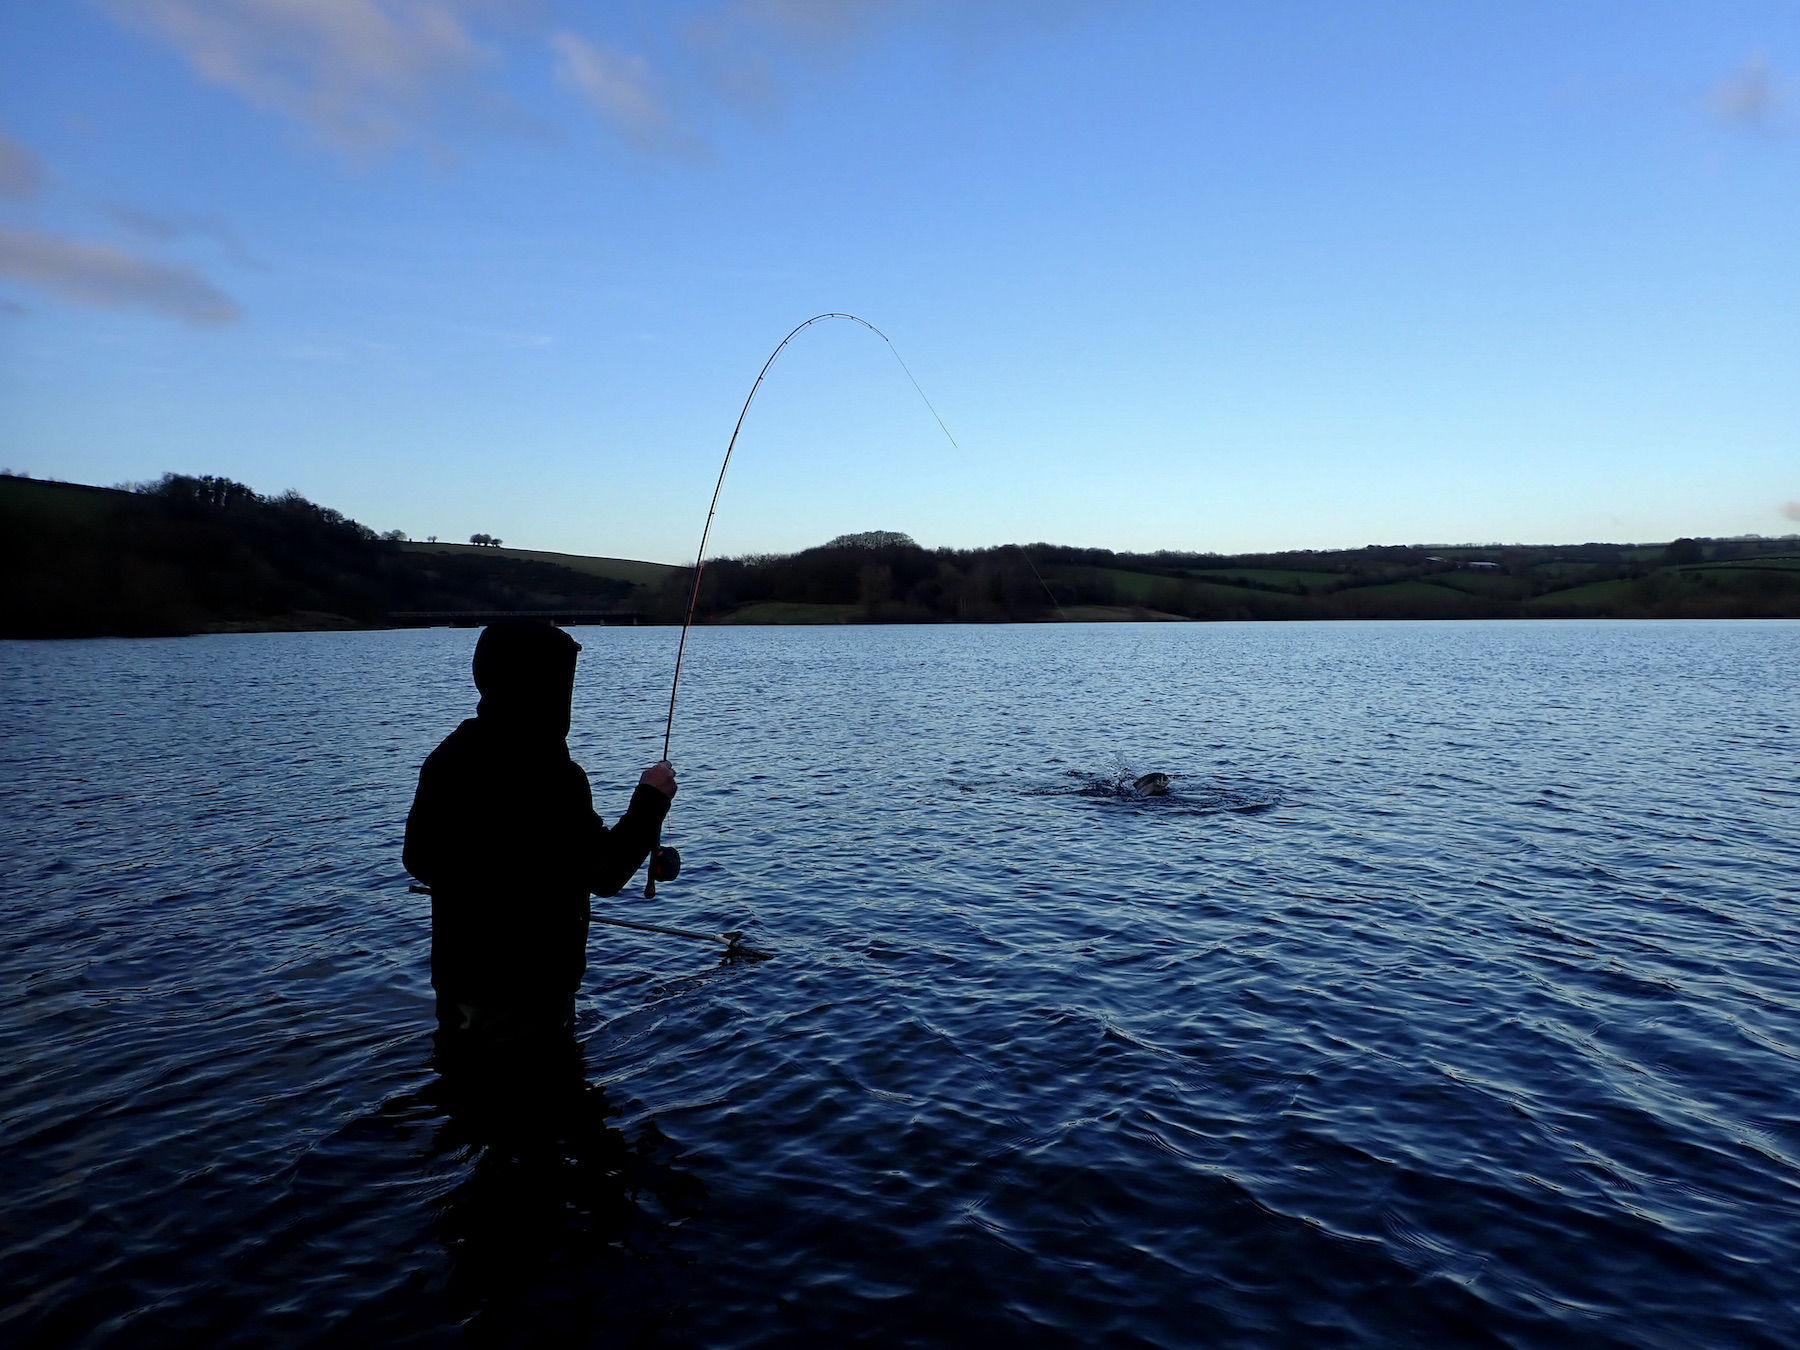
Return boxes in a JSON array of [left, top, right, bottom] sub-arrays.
[[663, 533, 1800, 624], [1, 475, 649, 638]]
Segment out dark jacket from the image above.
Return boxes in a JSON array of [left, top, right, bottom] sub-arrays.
[[402, 621, 669, 1020]]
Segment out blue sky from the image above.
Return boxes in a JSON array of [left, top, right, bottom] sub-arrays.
[[1, 1, 1795, 561]]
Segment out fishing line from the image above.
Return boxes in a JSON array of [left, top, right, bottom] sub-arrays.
[[1014, 543, 1068, 620], [645, 313, 957, 900], [660, 313, 955, 763]]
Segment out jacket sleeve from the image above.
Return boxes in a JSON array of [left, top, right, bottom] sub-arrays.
[[582, 781, 671, 898], [404, 734, 670, 900], [403, 750, 457, 890]]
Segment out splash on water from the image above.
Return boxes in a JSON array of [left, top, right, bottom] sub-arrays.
[[1029, 766, 1279, 814]]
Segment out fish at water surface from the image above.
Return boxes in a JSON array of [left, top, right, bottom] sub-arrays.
[[1132, 773, 1170, 796]]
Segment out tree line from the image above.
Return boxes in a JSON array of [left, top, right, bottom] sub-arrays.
[[1, 474, 634, 637], [5, 471, 1796, 637], [640, 533, 1800, 623]]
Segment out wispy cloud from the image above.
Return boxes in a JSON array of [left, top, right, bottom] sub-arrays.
[[1709, 54, 1790, 135], [96, 0, 1090, 159], [730, 0, 1093, 51], [99, 0, 509, 151], [1782, 501, 1800, 523], [0, 224, 241, 324], [0, 130, 49, 199], [99, 201, 261, 265], [0, 130, 244, 324], [551, 31, 705, 158]]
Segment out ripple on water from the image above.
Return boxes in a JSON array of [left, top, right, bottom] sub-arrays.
[[1, 621, 1797, 1348]]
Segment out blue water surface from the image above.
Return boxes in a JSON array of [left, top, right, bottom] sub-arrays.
[[1, 620, 1796, 1348]]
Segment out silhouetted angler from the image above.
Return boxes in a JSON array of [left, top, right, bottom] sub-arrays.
[[404, 619, 676, 1044]]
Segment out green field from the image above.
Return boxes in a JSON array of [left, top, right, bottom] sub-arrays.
[[1191, 568, 1342, 589], [1082, 566, 1163, 601], [0, 474, 132, 526], [719, 602, 860, 624], [1427, 571, 1526, 598], [1185, 580, 1312, 612], [1525, 579, 1635, 612], [400, 541, 676, 587], [1527, 561, 1607, 581], [715, 601, 1193, 624], [1684, 556, 1800, 574], [1337, 579, 1495, 612]]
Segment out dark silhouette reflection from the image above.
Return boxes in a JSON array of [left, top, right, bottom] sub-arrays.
[[418, 1028, 706, 1346]]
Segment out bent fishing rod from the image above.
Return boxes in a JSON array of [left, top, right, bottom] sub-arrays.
[[406, 884, 769, 959], [644, 313, 956, 901]]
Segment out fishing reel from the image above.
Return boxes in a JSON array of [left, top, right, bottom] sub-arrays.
[[651, 845, 681, 882], [644, 844, 681, 898]]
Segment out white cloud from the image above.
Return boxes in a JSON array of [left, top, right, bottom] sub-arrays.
[[0, 130, 49, 199], [96, 0, 1094, 158], [99, 0, 507, 150], [0, 224, 240, 324], [552, 31, 705, 158]]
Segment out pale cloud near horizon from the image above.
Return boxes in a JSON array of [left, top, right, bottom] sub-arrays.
[[0, 224, 241, 324], [1782, 501, 1800, 522], [0, 131, 49, 199], [1709, 53, 1790, 135]]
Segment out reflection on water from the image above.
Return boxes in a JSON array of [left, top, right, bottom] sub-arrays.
[[410, 1035, 705, 1346], [1, 621, 1797, 1348]]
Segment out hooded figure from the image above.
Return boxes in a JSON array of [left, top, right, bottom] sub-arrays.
[[404, 620, 675, 1043]]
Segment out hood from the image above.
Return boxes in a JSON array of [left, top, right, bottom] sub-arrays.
[[472, 619, 581, 741]]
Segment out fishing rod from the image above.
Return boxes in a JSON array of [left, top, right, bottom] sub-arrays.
[[644, 313, 956, 901], [406, 885, 768, 959]]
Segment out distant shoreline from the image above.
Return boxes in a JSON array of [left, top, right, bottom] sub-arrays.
[[5, 473, 1798, 638], [201, 610, 1800, 636]]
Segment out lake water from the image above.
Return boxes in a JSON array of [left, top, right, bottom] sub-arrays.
[[2, 621, 1797, 1348]]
